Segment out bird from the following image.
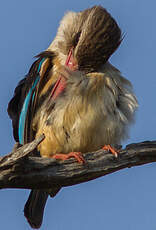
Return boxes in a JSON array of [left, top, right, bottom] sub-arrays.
[[7, 5, 138, 229]]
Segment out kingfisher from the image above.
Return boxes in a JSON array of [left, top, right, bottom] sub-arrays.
[[8, 5, 138, 229]]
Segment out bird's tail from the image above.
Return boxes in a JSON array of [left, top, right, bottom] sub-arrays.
[[24, 190, 48, 229]]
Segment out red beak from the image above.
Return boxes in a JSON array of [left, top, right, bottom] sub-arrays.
[[50, 48, 77, 100], [65, 48, 78, 70]]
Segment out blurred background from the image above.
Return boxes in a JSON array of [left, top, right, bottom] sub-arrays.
[[0, 0, 156, 229]]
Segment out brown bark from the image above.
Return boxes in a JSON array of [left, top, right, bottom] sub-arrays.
[[0, 135, 156, 194]]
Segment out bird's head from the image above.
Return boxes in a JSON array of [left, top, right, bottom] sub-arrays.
[[48, 5, 122, 73]]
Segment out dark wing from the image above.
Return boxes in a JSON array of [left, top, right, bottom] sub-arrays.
[[8, 51, 55, 144]]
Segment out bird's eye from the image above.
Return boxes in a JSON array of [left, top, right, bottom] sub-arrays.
[[73, 31, 81, 47]]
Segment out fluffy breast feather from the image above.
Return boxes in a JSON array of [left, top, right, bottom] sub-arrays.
[[35, 63, 138, 157]]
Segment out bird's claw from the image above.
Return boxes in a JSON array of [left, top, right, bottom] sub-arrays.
[[102, 145, 119, 157], [52, 152, 85, 164]]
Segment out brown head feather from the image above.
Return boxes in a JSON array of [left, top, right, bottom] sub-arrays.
[[48, 5, 122, 73], [75, 6, 122, 72]]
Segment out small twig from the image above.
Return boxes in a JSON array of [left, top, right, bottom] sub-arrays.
[[0, 134, 45, 169]]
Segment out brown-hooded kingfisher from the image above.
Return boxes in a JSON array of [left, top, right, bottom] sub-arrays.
[[8, 5, 138, 229]]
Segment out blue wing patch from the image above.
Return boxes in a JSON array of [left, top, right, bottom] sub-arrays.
[[18, 58, 45, 144]]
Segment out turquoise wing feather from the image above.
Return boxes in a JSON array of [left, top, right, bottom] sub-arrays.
[[18, 58, 45, 144]]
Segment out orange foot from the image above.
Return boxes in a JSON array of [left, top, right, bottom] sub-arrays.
[[102, 145, 118, 158], [52, 152, 85, 164]]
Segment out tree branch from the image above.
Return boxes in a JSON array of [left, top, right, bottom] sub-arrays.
[[0, 135, 156, 193]]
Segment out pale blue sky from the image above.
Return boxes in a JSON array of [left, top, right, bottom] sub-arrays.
[[0, 0, 156, 229]]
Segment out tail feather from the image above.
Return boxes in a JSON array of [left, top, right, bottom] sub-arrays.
[[24, 190, 48, 229]]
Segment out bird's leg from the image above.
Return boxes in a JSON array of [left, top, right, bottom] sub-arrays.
[[51, 152, 85, 164], [102, 145, 119, 158]]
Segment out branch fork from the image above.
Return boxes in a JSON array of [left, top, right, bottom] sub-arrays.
[[0, 135, 156, 194]]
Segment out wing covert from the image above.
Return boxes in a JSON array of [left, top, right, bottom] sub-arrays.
[[8, 51, 55, 144]]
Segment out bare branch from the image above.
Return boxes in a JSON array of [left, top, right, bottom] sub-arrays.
[[0, 136, 156, 193]]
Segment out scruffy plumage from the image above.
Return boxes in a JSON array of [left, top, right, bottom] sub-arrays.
[[8, 5, 138, 229]]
